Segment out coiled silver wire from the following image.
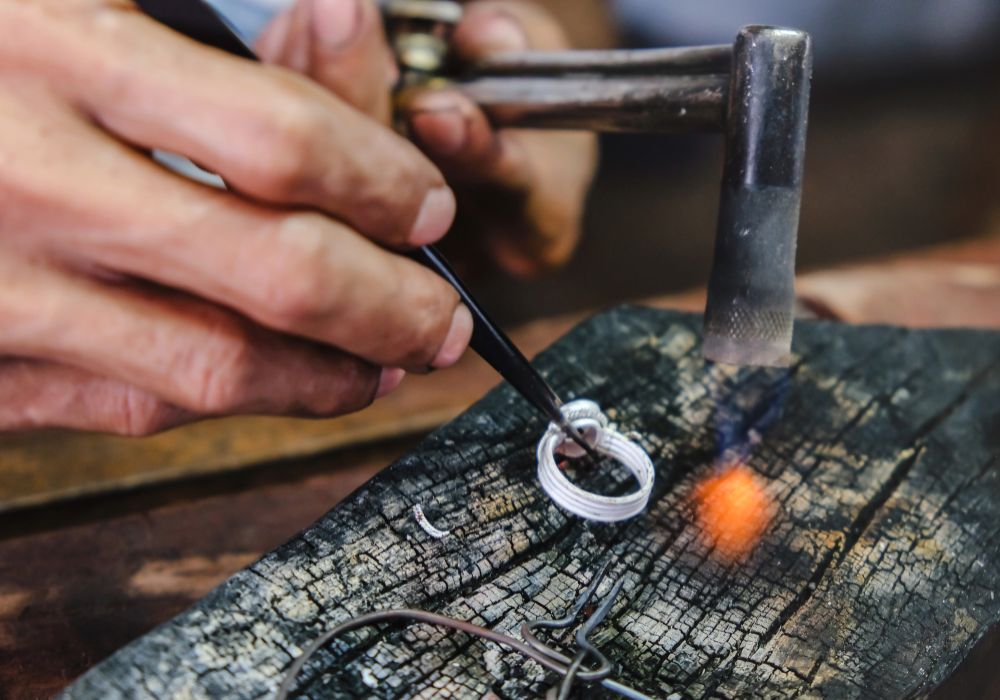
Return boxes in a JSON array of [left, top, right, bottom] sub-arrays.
[[537, 400, 654, 522]]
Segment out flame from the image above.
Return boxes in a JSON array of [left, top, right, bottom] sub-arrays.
[[692, 463, 773, 562]]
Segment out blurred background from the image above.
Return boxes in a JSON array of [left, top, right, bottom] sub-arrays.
[[480, 0, 1000, 322], [214, 0, 1000, 323]]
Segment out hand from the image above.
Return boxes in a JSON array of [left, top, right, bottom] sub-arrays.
[[0, 0, 473, 435], [257, 0, 598, 276]]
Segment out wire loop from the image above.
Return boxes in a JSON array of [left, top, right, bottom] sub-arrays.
[[537, 400, 654, 522]]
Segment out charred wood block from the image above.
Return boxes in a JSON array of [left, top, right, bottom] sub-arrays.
[[62, 307, 1000, 699]]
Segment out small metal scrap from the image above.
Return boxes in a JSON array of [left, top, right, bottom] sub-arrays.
[[413, 504, 450, 539]]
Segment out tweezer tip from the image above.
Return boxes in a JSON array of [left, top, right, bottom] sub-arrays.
[[560, 420, 601, 463]]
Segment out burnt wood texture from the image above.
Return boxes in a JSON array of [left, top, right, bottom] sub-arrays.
[[61, 307, 1000, 699]]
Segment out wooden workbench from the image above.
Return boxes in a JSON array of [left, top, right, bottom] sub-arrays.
[[54, 306, 1000, 699]]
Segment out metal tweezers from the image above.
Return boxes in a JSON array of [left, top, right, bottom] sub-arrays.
[[275, 562, 653, 699]]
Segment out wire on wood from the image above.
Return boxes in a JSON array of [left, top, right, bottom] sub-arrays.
[[275, 564, 652, 699]]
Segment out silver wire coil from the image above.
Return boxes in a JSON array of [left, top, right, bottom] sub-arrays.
[[536, 400, 654, 522]]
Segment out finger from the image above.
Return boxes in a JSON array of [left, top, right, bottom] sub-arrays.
[[0, 358, 194, 436], [452, 1, 571, 58], [400, 0, 548, 192], [0, 254, 407, 418], [254, 5, 295, 65], [0, 91, 471, 371], [405, 88, 531, 190], [256, 2, 309, 73], [407, 91, 592, 273], [8, 3, 453, 247], [401, 0, 547, 177], [402, 0, 598, 272], [257, 0, 397, 123], [428, 1, 584, 190]]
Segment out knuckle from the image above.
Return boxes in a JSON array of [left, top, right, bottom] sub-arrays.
[[355, 150, 436, 245], [255, 214, 340, 325], [520, 220, 581, 274], [394, 268, 458, 365], [80, 4, 150, 93], [336, 362, 380, 412], [89, 1, 137, 38], [179, 324, 258, 414], [255, 83, 329, 198], [195, 353, 255, 415], [112, 389, 176, 437], [301, 361, 378, 417]]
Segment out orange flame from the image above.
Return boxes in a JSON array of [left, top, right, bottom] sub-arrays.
[[692, 463, 774, 562]]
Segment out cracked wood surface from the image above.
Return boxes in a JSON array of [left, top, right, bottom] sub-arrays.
[[61, 307, 1000, 699]]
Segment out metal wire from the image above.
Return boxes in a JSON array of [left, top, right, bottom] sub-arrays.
[[275, 563, 653, 700], [521, 559, 614, 683], [576, 577, 625, 662], [523, 568, 653, 700], [275, 609, 567, 700], [557, 651, 588, 700]]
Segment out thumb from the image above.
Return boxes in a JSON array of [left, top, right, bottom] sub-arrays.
[[256, 0, 397, 124]]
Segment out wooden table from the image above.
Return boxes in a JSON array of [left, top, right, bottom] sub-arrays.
[[2, 236, 999, 698]]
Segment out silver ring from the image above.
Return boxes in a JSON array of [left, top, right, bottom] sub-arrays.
[[536, 400, 654, 522]]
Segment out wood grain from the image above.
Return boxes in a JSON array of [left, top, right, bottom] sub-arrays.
[[60, 307, 1000, 699]]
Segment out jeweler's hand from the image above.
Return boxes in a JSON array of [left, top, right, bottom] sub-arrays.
[[0, 0, 473, 435], [258, 0, 598, 276]]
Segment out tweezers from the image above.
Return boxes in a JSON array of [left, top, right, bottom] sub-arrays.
[[134, 0, 599, 460]]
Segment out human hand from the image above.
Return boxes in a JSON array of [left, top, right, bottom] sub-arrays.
[[0, 0, 472, 434], [257, 0, 598, 276]]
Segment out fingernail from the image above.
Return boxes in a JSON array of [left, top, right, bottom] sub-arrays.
[[408, 186, 456, 246], [375, 367, 406, 398], [431, 304, 473, 369], [312, 0, 362, 49], [478, 11, 529, 52], [410, 104, 467, 156]]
